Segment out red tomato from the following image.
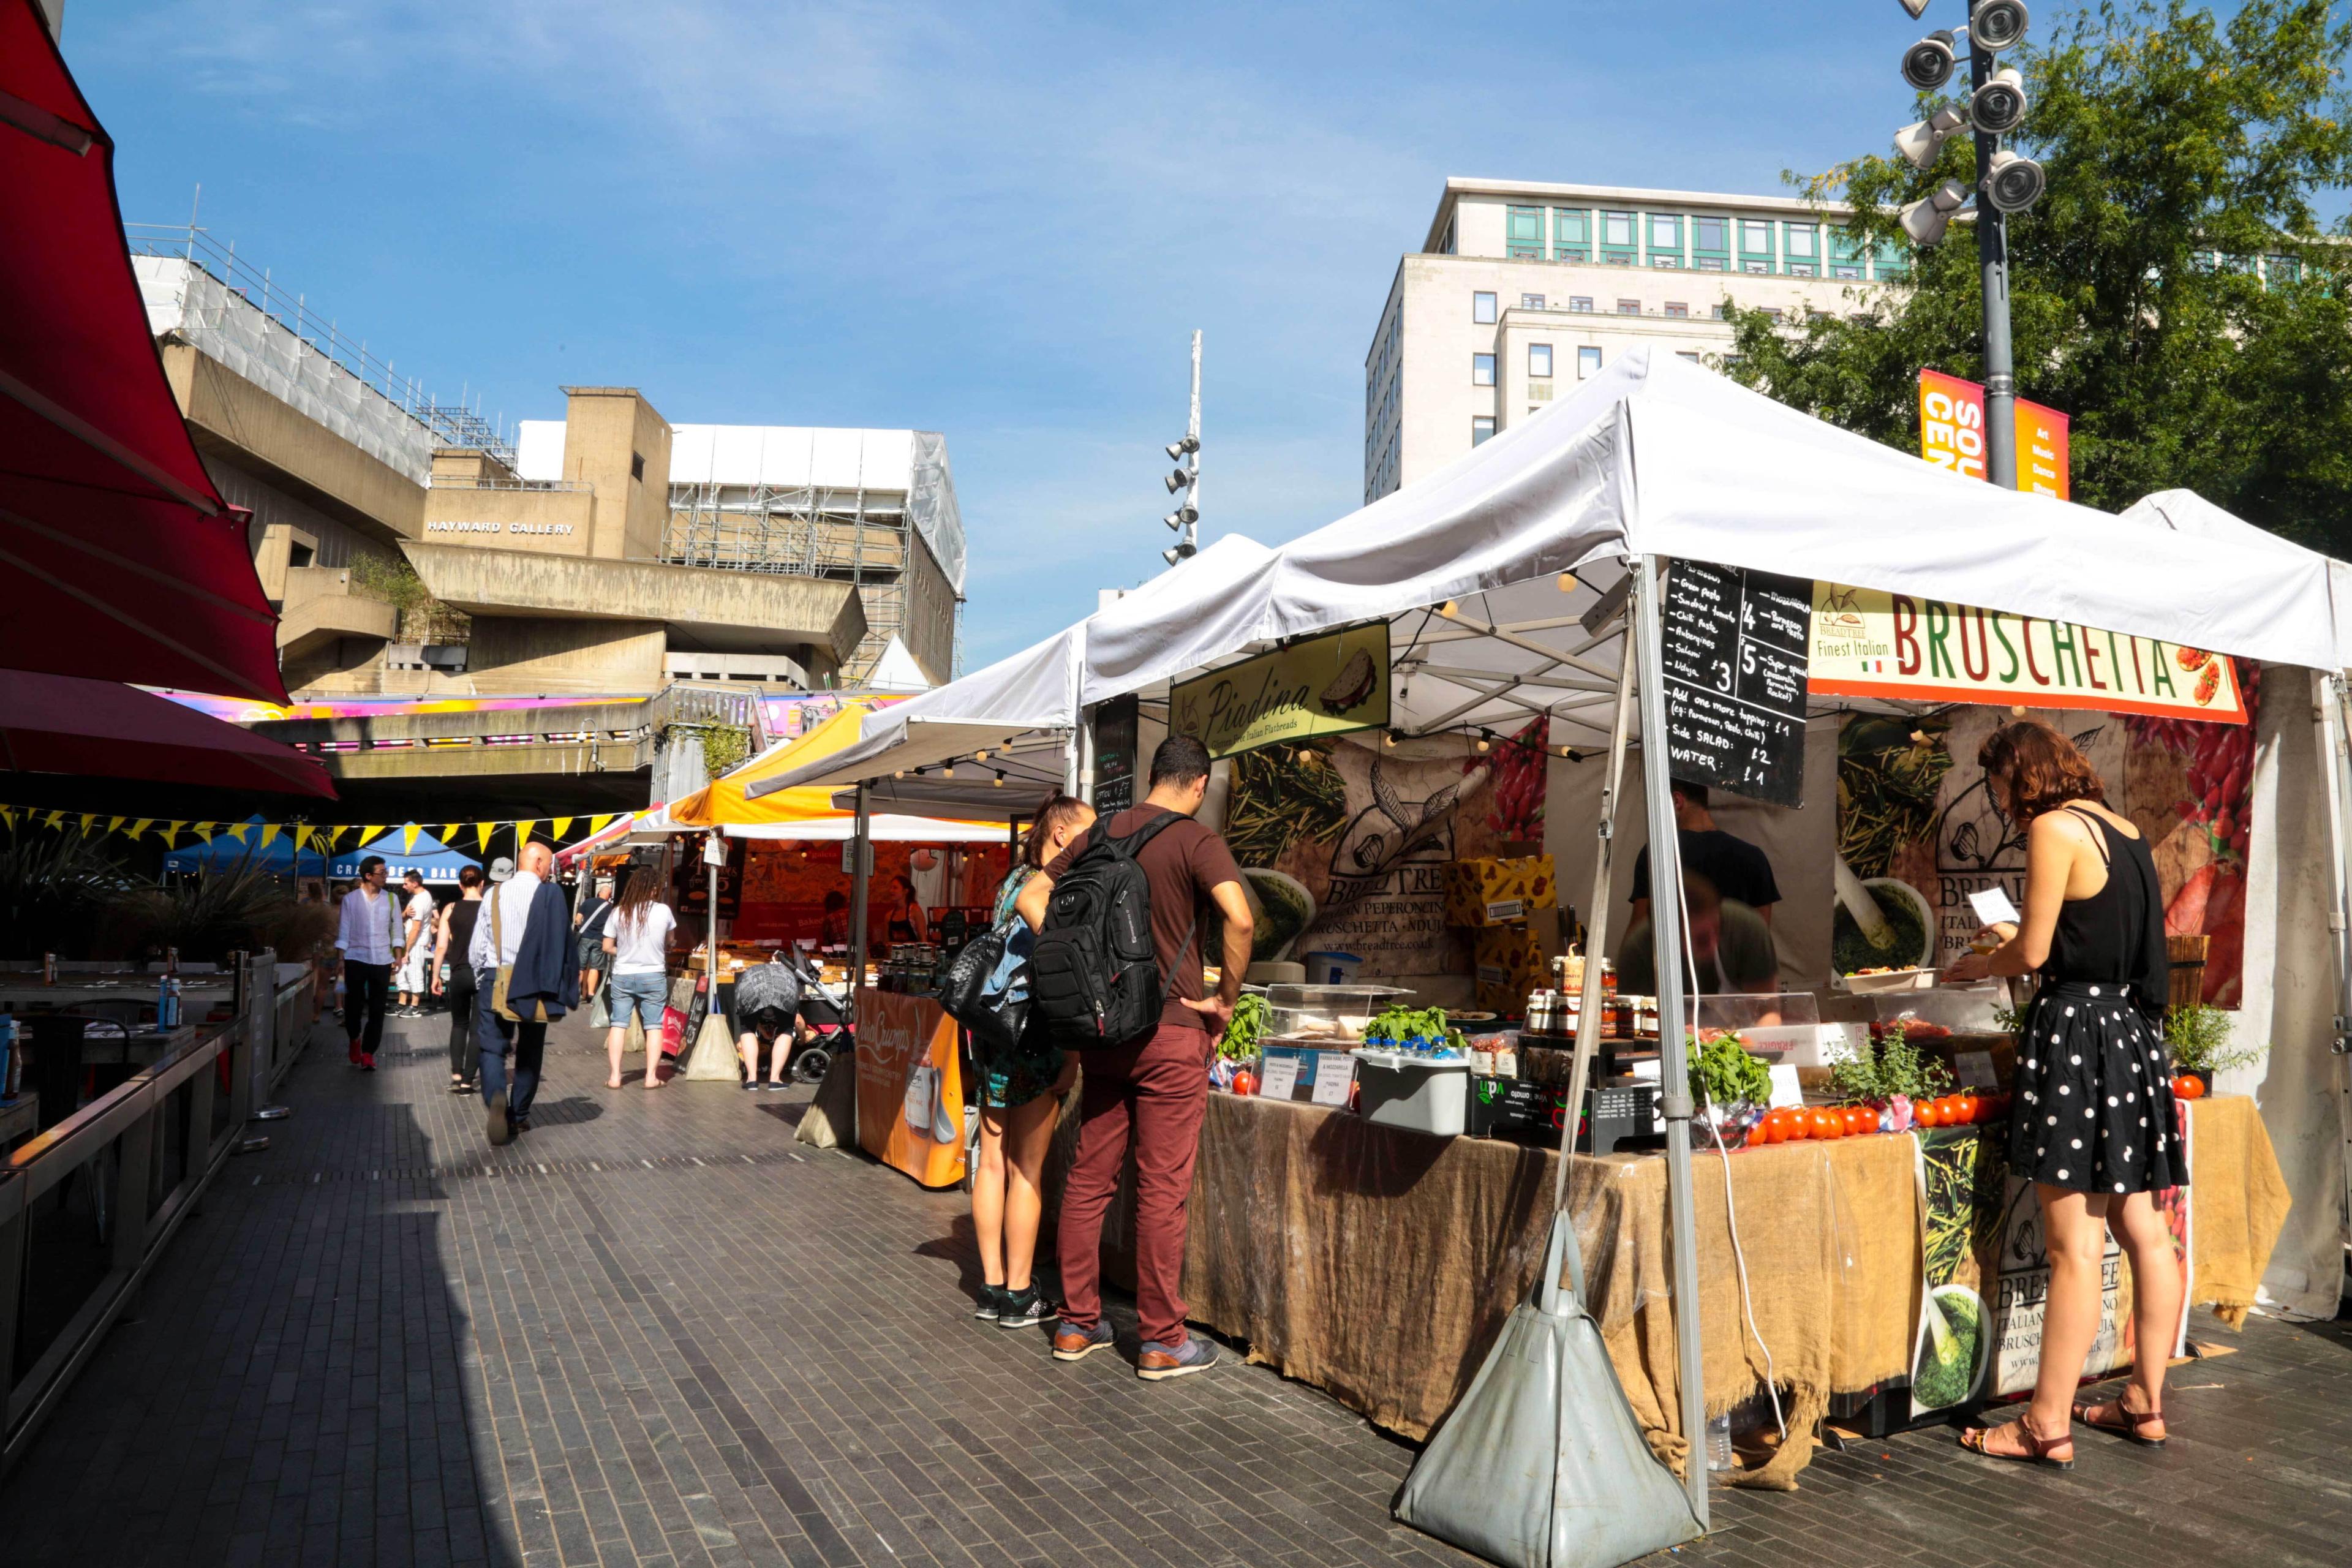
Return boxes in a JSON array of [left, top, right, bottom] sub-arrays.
[[1760, 1111, 1787, 1144], [1231, 1071, 1257, 1096], [1779, 1110, 1807, 1142], [1911, 1100, 1937, 1128], [1814, 1108, 1844, 1141], [1844, 1105, 1873, 1137], [1955, 1094, 1981, 1126]]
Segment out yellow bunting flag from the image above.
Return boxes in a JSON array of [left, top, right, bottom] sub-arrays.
[[552, 816, 573, 843], [401, 824, 421, 853], [361, 825, 383, 847], [440, 824, 459, 844], [590, 815, 616, 836], [290, 825, 308, 851], [42, 810, 63, 829], [225, 821, 250, 842], [260, 824, 282, 850], [78, 814, 96, 835], [0, 807, 15, 831], [130, 818, 153, 841], [105, 816, 125, 837]]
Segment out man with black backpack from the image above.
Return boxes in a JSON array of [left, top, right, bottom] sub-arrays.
[[1015, 734, 1253, 1380]]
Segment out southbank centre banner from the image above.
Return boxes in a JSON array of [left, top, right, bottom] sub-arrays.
[[1809, 584, 2248, 725], [1918, 368, 2071, 500], [1171, 622, 1389, 760]]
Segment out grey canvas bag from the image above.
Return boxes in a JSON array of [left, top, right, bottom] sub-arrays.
[[1395, 1209, 1702, 1567]]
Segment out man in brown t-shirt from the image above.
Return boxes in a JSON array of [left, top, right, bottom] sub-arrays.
[[1016, 733, 1252, 1379]]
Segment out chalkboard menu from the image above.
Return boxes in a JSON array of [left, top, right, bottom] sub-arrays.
[[1659, 560, 1812, 809]]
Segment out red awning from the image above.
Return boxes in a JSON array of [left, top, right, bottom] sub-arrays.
[[0, 671, 333, 798], [0, 0, 289, 704]]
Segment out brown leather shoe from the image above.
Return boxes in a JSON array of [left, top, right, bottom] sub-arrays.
[[1052, 1319, 1115, 1361], [1137, 1336, 1219, 1381]]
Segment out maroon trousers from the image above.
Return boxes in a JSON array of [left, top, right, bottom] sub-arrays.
[[1055, 1019, 1212, 1348]]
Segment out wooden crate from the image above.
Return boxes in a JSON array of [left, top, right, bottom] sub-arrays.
[[2168, 933, 2210, 1013]]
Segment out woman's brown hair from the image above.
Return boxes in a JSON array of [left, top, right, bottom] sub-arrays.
[[1023, 793, 1093, 869], [611, 866, 660, 922], [1978, 719, 2106, 823]]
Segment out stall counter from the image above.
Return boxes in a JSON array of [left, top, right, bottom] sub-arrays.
[[854, 987, 967, 1188]]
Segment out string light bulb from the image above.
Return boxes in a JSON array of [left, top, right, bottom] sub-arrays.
[[993, 770, 1006, 788], [1476, 730, 1492, 754], [1384, 729, 1400, 749], [943, 764, 956, 779], [976, 750, 990, 762]]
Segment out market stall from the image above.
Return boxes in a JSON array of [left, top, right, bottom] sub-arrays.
[[753, 350, 2346, 1534]]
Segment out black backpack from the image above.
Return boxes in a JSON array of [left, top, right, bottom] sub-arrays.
[[1028, 810, 1195, 1049]]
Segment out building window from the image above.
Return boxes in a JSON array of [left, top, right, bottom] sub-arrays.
[[1616, 298, 1640, 315], [1472, 416, 1496, 445], [1787, 263, 1819, 278], [1604, 252, 1634, 266], [1743, 260, 1771, 275], [1554, 208, 1589, 256], [1676, 351, 1701, 363], [1521, 293, 1546, 309], [1709, 303, 1727, 320], [1697, 256, 1727, 272], [1529, 343, 1553, 377], [1831, 263, 1864, 279], [1602, 211, 1635, 249], [1740, 219, 1775, 260], [1569, 295, 1594, 312], [1507, 205, 1546, 259], [1472, 353, 1496, 386], [1694, 216, 1728, 253], [1785, 222, 1819, 261], [1762, 307, 1785, 323], [1474, 291, 1497, 323], [1577, 346, 1602, 379], [1664, 301, 1688, 319], [630, 451, 646, 481], [1555, 248, 1591, 263]]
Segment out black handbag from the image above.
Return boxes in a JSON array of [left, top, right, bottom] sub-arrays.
[[940, 925, 1027, 1052]]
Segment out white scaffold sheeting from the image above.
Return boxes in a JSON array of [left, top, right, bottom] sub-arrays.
[[133, 256, 434, 484]]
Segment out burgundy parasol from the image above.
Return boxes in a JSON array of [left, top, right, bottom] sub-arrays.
[[0, 671, 332, 797], [0, 0, 289, 704]]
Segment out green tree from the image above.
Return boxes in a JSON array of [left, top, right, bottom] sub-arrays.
[[1724, 1, 2352, 552]]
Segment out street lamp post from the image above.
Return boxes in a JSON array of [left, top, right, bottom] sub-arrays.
[[1159, 330, 1201, 568], [1892, 0, 2042, 488], [1969, 1, 2018, 487]]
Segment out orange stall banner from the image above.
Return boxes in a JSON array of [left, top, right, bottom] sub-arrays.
[[1917, 369, 2070, 499], [854, 987, 967, 1188]]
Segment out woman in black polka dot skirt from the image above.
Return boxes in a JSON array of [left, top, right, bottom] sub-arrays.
[[1944, 720, 2181, 1469]]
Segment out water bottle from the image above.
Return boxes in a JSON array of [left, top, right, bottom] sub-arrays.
[[0, 1015, 15, 1101], [1705, 1411, 1735, 1472]]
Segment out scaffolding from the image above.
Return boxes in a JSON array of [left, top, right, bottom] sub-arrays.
[[660, 477, 916, 680]]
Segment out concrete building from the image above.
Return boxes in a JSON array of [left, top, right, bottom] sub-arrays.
[[1366, 179, 1906, 501], [127, 228, 962, 812]]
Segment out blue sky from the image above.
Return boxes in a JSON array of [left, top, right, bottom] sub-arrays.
[[70, 1, 1954, 668]]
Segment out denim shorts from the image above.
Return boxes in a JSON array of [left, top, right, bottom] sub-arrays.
[[608, 970, 667, 1031]]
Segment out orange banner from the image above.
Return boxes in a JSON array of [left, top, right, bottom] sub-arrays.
[[854, 988, 967, 1188], [1917, 369, 2070, 499]]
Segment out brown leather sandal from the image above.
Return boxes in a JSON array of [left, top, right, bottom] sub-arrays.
[[2073, 1393, 2167, 1447], [1959, 1414, 2075, 1469]]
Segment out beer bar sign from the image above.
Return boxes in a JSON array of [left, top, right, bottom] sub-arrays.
[[1809, 584, 2247, 725]]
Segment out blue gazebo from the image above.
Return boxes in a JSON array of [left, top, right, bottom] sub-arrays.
[[161, 816, 327, 877], [328, 825, 480, 885]]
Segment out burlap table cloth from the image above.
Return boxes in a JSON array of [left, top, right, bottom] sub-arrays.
[[2187, 1093, 2292, 1327], [1056, 1089, 2287, 1486]]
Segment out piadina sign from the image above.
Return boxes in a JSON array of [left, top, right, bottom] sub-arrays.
[[1170, 623, 1390, 760], [1809, 584, 2247, 726]]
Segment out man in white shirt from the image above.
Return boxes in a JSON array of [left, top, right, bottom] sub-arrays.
[[333, 856, 399, 1071], [394, 871, 436, 1016]]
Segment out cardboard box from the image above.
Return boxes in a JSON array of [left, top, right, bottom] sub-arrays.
[[1444, 855, 1558, 927], [1472, 922, 1547, 1014]]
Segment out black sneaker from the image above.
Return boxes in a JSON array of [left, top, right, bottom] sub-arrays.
[[973, 1285, 1007, 1322], [997, 1287, 1051, 1330]]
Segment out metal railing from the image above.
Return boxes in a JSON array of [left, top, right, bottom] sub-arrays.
[[0, 953, 318, 1471], [124, 222, 515, 467]]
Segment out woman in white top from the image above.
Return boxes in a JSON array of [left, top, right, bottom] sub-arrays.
[[601, 869, 678, 1090]]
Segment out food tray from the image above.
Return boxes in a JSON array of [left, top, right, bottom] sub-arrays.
[[1262, 982, 1409, 1045]]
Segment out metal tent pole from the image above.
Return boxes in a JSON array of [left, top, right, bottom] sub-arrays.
[[848, 783, 872, 992], [2315, 677, 2352, 1245], [1561, 609, 1639, 1150], [1630, 556, 1709, 1527]]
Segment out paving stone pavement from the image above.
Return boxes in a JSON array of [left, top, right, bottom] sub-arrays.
[[2, 1007, 2348, 1568]]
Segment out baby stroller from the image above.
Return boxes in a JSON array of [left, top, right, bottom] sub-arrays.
[[778, 949, 853, 1085]]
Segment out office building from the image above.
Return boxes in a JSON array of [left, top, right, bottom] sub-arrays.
[[1365, 179, 1905, 501]]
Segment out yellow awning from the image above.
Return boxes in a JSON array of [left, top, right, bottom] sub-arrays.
[[665, 701, 888, 827]]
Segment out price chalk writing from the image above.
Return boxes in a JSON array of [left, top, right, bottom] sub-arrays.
[[1660, 560, 1812, 809]]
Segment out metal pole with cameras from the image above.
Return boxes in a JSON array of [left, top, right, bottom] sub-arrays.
[[1969, 0, 2017, 487], [1159, 330, 1202, 569], [1894, 0, 2040, 488]]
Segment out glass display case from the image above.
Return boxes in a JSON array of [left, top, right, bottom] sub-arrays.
[[1262, 982, 1410, 1044]]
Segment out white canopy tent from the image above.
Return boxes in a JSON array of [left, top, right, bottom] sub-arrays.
[[747, 350, 2352, 1529]]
